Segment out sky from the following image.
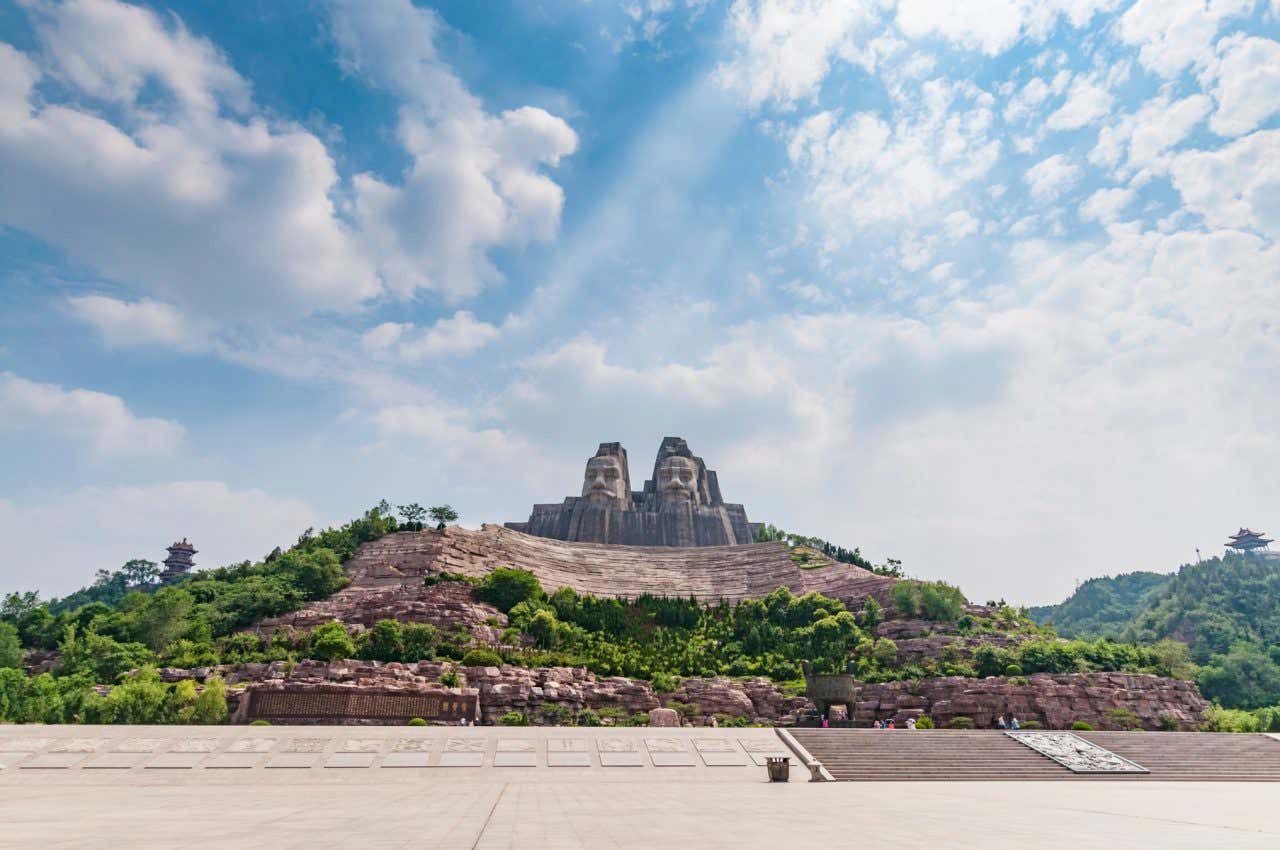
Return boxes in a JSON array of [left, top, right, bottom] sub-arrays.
[[0, 0, 1277, 605]]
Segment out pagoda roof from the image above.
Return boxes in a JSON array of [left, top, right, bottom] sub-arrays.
[[1226, 527, 1272, 548]]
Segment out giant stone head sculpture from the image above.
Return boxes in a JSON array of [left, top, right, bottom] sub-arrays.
[[656, 455, 700, 505], [581, 450, 630, 506]]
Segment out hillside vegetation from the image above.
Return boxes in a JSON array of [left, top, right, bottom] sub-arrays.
[[1032, 553, 1280, 711]]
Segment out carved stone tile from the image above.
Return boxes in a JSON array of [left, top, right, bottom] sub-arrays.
[[548, 739, 588, 752], [21, 753, 85, 769], [84, 753, 148, 769], [228, 738, 277, 753], [283, 738, 329, 753], [169, 738, 218, 753], [0, 738, 49, 753], [205, 753, 262, 769], [1007, 732, 1148, 773], [325, 753, 376, 768], [393, 738, 435, 753], [49, 738, 104, 753], [337, 738, 383, 753], [445, 738, 485, 753], [113, 738, 163, 753], [496, 739, 535, 752], [692, 738, 735, 752], [644, 737, 686, 753], [597, 738, 638, 753]]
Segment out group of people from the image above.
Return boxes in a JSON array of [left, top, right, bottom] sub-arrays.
[[995, 714, 1021, 730], [870, 718, 916, 729]]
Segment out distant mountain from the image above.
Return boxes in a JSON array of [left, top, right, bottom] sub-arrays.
[[1028, 571, 1172, 639]]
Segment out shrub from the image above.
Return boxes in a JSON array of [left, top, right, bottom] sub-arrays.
[[401, 623, 438, 662], [1019, 720, 1042, 729], [407, 717, 427, 726], [461, 649, 503, 668], [889, 582, 920, 616], [627, 712, 651, 727], [249, 719, 271, 726], [440, 670, 460, 688], [1159, 713, 1182, 731], [649, 671, 680, 693], [476, 568, 544, 613], [915, 715, 934, 729], [500, 711, 529, 726], [1070, 721, 1093, 731], [577, 708, 601, 727], [1107, 707, 1142, 731], [309, 622, 356, 661], [191, 677, 228, 724], [1004, 664, 1023, 676], [948, 716, 974, 729], [0, 622, 24, 669], [596, 707, 628, 725]]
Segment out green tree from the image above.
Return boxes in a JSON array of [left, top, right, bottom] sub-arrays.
[[191, 677, 229, 724], [428, 504, 460, 530], [859, 596, 884, 631], [889, 581, 920, 616], [132, 587, 195, 651], [476, 568, 544, 613], [364, 619, 405, 662], [0, 622, 22, 669], [397, 503, 427, 529], [309, 622, 356, 661], [401, 623, 438, 662]]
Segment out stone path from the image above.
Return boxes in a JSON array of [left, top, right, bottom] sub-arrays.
[[0, 726, 791, 779], [3, 727, 1280, 847]]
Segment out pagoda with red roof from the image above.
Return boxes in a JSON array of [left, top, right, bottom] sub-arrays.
[[1225, 527, 1273, 555]]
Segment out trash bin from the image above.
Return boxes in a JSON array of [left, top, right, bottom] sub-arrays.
[[766, 756, 790, 782]]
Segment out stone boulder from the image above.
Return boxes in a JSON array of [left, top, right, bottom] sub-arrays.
[[648, 708, 679, 727]]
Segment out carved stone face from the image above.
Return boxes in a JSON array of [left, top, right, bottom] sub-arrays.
[[581, 455, 627, 505], [657, 456, 699, 504]]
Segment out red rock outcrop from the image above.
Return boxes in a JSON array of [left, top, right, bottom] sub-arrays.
[[255, 578, 506, 642], [345, 525, 895, 609]]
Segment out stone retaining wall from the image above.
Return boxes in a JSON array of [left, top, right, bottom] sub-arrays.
[[158, 661, 1206, 730]]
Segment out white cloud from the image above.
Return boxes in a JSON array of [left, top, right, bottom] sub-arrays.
[[716, 0, 889, 109], [328, 0, 578, 301], [0, 481, 317, 597], [1045, 76, 1113, 130], [0, 371, 184, 457], [1169, 129, 1280, 238], [1079, 186, 1136, 223], [1002, 71, 1070, 123], [1024, 154, 1081, 201], [786, 78, 999, 244], [361, 311, 500, 361], [64, 295, 200, 350], [896, 0, 1121, 56], [1117, 0, 1256, 78], [1201, 34, 1280, 136], [1090, 94, 1211, 174], [0, 6, 378, 318]]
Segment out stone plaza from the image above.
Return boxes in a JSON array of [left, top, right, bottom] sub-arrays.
[[3, 725, 1280, 848]]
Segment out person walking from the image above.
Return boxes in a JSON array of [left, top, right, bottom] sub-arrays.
[[996, 714, 1007, 730], [1009, 715, 1020, 730], [906, 717, 916, 730]]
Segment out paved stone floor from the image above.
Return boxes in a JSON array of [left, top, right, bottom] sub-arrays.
[[2, 726, 1278, 848]]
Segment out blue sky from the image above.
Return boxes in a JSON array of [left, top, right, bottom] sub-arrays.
[[1, 0, 1277, 603]]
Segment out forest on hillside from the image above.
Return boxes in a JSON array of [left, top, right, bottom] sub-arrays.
[[1031, 553, 1280, 715]]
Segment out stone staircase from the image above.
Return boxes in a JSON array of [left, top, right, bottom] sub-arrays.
[[790, 729, 1280, 781], [1079, 732, 1280, 781], [791, 729, 1072, 781]]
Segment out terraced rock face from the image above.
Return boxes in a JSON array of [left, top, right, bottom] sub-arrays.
[[345, 524, 896, 608]]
